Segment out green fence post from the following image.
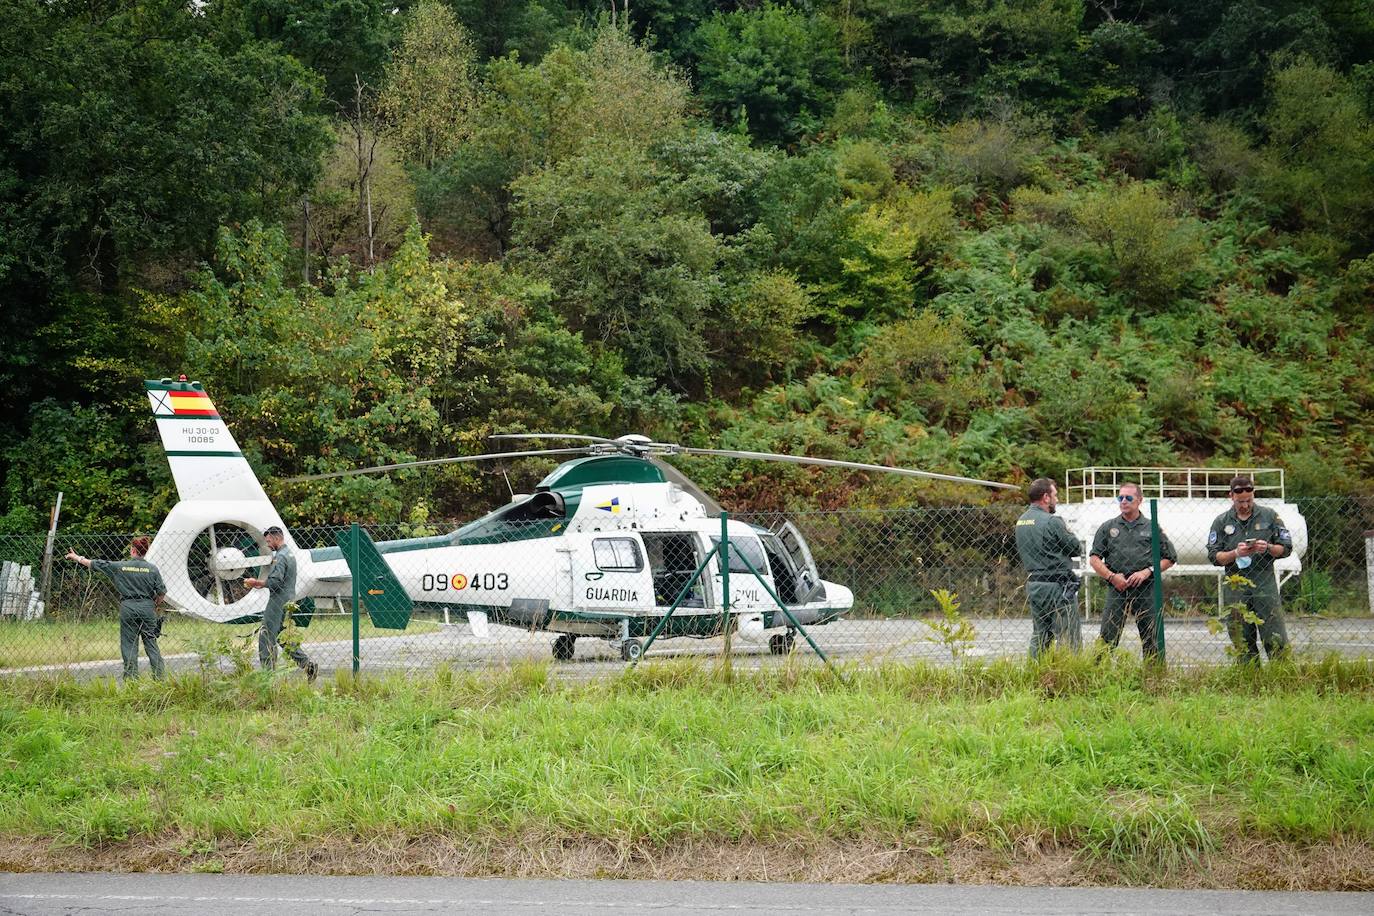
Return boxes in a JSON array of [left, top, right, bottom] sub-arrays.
[[1150, 498, 1166, 665], [720, 512, 734, 678], [350, 522, 361, 677]]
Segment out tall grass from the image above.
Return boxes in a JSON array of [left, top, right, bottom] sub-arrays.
[[0, 656, 1370, 877]]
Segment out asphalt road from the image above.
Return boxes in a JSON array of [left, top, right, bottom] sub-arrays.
[[1, 873, 1370, 916], [6, 615, 1373, 681]]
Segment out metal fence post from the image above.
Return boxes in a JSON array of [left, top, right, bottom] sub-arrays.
[[720, 511, 732, 677], [350, 522, 361, 677], [39, 492, 62, 609], [1365, 529, 1374, 617], [1150, 498, 1165, 664]]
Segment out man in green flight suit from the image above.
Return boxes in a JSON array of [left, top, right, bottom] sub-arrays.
[[1015, 478, 1084, 658], [1088, 482, 1177, 660], [244, 526, 318, 682], [66, 536, 166, 681], [1207, 475, 1295, 664]]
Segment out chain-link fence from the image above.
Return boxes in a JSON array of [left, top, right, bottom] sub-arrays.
[[2, 496, 1371, 680]]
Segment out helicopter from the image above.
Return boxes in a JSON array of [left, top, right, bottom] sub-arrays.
[[143, 377, 1017, 661]]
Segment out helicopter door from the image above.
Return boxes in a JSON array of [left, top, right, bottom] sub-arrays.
[[641, 532, 708, 609], [760, 534, 799, 605], [776, 521, 824, 603], [573, 536, 653, 612]]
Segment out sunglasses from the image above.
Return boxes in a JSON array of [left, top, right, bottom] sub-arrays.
[[1117, 495, 1136, 502], [1231, 486, 1254, 494]]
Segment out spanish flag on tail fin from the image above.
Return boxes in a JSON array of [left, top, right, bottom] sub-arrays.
[[145, 378, 266, 503]]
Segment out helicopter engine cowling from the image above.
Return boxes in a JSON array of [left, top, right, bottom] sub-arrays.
[[147, 500, 307, 623]]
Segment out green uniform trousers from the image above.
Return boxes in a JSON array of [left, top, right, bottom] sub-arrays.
[[259, 600, 313, 671], [1028, 580, 1082, 659], [1100, 583, 1161, 659], [1222, 580, 1288, 664], [119, 605, 165, 680]]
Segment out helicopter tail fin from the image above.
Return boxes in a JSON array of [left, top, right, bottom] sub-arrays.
[[336, 526, 414, 630], [144, 378, 269, 503]]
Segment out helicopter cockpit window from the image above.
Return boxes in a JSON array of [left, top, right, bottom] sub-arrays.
[[709, 535, 768, 574], [593, 538, 643, 572]]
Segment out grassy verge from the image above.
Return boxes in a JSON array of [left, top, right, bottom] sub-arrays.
[[1, 654, 1372, 887], [0, 615, 441, 669]]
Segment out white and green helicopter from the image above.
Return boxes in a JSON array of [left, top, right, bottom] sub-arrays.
[[144, 377, 1015, 661]]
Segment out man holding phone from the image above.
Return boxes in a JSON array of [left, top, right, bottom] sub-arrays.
[[1206, 475, 1295, 663]]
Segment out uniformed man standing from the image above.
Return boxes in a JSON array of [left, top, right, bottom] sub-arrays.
[[1015, 478, 1084, 658], [244, 526, 318, 682], [1088, 482, 1177, 660], [66, 536, 166, 681], [1207, 475, 1294, 663]]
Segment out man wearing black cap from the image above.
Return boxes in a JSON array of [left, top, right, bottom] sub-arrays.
[[1206, 476, 1294, 663], [244, 526, 318, 682], [1015, 477, 1084, 658]]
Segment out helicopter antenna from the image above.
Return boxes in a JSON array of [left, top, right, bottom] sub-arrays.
[[501, 468, 514, 499]]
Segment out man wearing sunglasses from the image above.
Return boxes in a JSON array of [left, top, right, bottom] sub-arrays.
[[1089, 483, 1177, 660], [1206, 475, 1295, 663]]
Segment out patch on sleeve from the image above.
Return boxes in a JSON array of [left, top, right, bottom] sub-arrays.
[[1278, 528, 1291, 541], [1208, 530, 1218, 545]]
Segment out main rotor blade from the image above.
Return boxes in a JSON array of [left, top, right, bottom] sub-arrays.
[[282, 447, 592, 483], [490, 433, 617, 444], [677, 447, 1020, 490]]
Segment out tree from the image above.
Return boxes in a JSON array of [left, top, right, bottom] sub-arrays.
[[693, 4, 846, 144], [206, 0, 401, 111], [826, 187, 956, 320], [421, 26, 689, 254], [511, 147, 720, 386], [0, 0, 330, 459], [1259, 57, 1374, 247], [378, 0, 482, 169], [1075, 183, 1202, 308], [303, 98, 416, 271], [183, 223, 459, 523]]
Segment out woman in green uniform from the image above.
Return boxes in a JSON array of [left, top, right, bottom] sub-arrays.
[[67, 536, 166, 680]]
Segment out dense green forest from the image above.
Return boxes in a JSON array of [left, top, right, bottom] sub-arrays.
[[3, 0, 1373, 529]]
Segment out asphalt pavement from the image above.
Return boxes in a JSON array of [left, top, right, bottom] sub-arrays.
[[1, 873, 1371, 916]]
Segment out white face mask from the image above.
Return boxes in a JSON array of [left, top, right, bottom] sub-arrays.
[[1236, 555, 1252, 569]]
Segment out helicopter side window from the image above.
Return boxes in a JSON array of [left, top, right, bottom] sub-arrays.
[[593, 538, 643, 572], [708, 535, 769, 575]]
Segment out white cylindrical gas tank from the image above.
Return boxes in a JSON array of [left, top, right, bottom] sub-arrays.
[[1056, 498, 1308, 575]]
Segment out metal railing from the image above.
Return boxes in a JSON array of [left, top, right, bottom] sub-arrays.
[[1065, 467, 1286, 500]]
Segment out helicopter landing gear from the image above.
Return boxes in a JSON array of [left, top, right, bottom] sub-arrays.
[[619, 638, 644, 662], [552, 633, 576, 661], [769, 630, 797, 655]]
